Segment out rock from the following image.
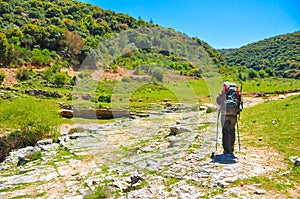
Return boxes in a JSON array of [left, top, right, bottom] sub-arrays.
[[254, 189, 266, 195], [16, 147, 37, 166], [279, 94, 285, 99], [258, 137, 263, 141], [130, 175, 144, 185], [60, 109, 73, 118], [24, 89, 62, 98], [69, 133, 89, 139], [110, 179, 128, 190], [169, 126, 192, 136], [289, 156, 299, 166], [36, 139, 53, 146], [161, 109, 174, 113], [82, 94, 92, 100], [199, 106, 207, 111]]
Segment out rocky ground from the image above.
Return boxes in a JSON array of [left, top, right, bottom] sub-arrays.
[[0, 101, 291, 199]]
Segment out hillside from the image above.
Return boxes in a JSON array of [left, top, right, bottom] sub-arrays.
[[0, 0, 223, 74], [219, 31, 300, 79]]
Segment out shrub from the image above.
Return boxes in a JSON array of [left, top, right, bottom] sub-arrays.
[[121, 76, 131, 82], [206, 106, 217, 113], [31, 151, 42, 161], [16, 68, 33, 81], [248, 69, 258, 79], [53, 72, 68, 86], [151, 67, 163, 82], [70, 76, 77, 85], [0, 70, 5, 84], [294, 72, 300, 79], [31, 48, 56, 66], [98, 95, 111, 103], [259, 70, 268, 78]]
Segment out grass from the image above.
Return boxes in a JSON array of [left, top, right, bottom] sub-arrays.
[[238, 94, 300, 195], [163, 176, 180, 191], [54, 146, 83, 162], [223, 76, 300, 93], [0, 95, 62, 131], [240, 94, 300, 157]]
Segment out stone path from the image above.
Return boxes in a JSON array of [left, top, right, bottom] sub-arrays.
[[0, 108, 287, 198]]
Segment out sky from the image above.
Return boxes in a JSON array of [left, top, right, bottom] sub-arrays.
[[80, 0, 300, 49]]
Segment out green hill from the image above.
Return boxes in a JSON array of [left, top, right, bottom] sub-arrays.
[[0, 0, 223, 74], [219, 31, 300, 79]]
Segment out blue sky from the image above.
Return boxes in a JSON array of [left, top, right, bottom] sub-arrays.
[[80, 0, 300, 49]]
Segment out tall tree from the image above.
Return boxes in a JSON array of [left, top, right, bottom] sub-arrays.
[[0, 33, 10, 66], [62, 31, 85, 67]]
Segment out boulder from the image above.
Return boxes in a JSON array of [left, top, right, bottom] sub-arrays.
[[60, 109, 73, 118], [17, 148, 37, 166], [169, 126, 192, 136]]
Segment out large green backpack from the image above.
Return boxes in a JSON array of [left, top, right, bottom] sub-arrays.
[[221, 82, 241, 115]]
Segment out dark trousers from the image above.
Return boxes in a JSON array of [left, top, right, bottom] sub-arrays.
[[221, 114, 237, 154]]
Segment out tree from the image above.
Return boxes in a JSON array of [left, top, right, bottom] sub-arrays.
[[0, 33, 13, 66], [151, 67, 163, 82], [0, 2, 12, 15], [62, 31, 85, 66], [0, 33, 9, 65], [248, 69, 258, 79], [258, 70, 268, 78]]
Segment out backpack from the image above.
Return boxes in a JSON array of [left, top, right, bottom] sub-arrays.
[[220, 82, 241, 115]]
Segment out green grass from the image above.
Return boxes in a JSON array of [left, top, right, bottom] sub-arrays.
[[223, 76, 300, 93], [239, 94, 300, 194], [163, 176, 180, 191], [241, 94, 300, 157], [0, 95, 62, 134]]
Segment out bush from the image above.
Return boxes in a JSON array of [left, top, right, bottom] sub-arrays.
[[98, 95, 111, 103], [259, 70, 268, 78], [70, 76, 77, 85], [31, 48, 57, 66], [53, 72, 68, 86], [31, 151, 42, 161], [16, 68, 33, 81], [206, 106, 217, 113], [248, 69, 258, 79], [0, 70, 5, 84], [121, 76, 131, 82], [151, 67, 163, 82]]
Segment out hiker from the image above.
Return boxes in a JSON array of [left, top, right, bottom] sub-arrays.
[[216, 82, 241, 154]]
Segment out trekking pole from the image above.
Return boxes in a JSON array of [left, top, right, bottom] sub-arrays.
[[215, 110, 220, 152], [236, 119, 241, 152]]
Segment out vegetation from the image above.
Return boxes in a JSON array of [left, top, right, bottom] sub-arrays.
[[220, 31, 300, 78], [0, 96, 61, 143], [0, 0, 222, 73], [0, 96, 61, 162], [239, 95, 300, 195], [0, 70, 5, 84]]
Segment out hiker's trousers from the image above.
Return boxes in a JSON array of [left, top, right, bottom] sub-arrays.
[[221, 114, 237, 154]]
